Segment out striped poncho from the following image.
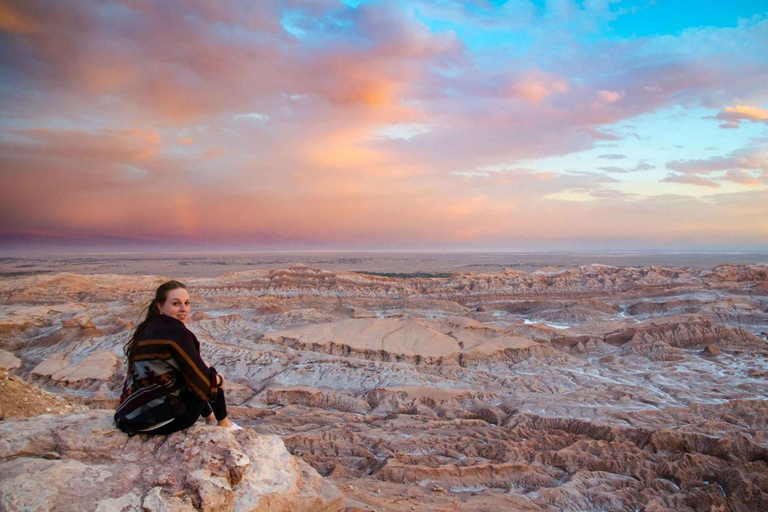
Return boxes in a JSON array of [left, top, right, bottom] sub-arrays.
[[114, 314, 219, 432]]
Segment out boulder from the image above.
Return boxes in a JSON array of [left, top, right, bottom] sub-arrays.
[[31, 350, 122, 390], [0, 410, 344, 512], [50, 350, 121, 383], [0, 349, 21, 371]]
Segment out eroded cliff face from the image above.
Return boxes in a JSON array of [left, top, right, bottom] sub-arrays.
[[1, 264, 767, 511]]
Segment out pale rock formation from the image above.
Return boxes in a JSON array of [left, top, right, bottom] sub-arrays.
[[31, 349, 122, 389], [262, 316, 552, 366], [0, 349, 21, 370], [267, 318, 459, 358], [50, 349, 121, 383], [0, 410, 344, 512], [31, 353, 71, 377]]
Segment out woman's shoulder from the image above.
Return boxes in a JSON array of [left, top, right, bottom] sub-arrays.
[[141, 315, 193, 342]]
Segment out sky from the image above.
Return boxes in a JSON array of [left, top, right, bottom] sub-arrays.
[[1, 0, 767, 252]]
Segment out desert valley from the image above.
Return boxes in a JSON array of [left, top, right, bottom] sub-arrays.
[[1, 253, 767, 511]]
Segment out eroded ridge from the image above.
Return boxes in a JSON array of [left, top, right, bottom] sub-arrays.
[[1, 264, 767, 511]]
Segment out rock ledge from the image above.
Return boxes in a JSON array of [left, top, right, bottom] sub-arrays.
[[0, 410, 344, 512]]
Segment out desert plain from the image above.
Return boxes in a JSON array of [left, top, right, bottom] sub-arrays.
[[1, 251, 767, 511]]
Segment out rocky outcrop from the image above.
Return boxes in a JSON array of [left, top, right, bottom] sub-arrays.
[[0, 349, 21, 370], [602, 316, 768, 361], [625, 316, 766, 351], [0, 410, 344, 512], [31, 349, 122, 389]]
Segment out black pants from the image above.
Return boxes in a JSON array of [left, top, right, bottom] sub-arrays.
[[147, 389, 228, 435]]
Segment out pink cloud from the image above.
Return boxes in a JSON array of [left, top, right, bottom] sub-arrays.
[[508, 70, 569, 104], [583, 128, 622, 141], [667, 156, 738, 174], [2, 127, 161, 163], [724, 169, 761, 186], [596, 90, 624, 103], [661, 173, 721, 187], [661, 144, 768, 187]]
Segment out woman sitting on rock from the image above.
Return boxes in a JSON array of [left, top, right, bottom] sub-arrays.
[[114, 280, 241, 435]]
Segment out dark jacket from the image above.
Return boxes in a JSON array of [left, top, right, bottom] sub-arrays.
[[114, 314, 219, 432]]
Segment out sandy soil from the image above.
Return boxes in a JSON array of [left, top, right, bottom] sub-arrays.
[[0, 368, 83, 419]]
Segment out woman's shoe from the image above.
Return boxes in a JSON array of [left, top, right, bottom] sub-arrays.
[[224, 422, 243, 431]]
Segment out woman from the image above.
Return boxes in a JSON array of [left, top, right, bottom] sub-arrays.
[[114, 280, 241, 435]]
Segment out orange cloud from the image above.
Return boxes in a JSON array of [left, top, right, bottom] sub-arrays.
[[716, 105, 768, 129], [203, 147, 226, 161], [304, 127, 384, 169], [0, 1, 40, 34], [597, 90, 624, 103], [721, 105, 768, 121], [3, 127, 161, 162], [311, 144, 382, 169]]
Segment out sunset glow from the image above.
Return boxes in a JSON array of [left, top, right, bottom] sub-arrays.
[[1, 0, 767, 251]]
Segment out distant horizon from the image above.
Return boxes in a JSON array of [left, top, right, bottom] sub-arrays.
[[3, 236, 768, 258], [2, 246, 767, 280]]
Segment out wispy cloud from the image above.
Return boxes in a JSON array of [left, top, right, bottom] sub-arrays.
[[661, 173, 721, 188], [234, 113, 270, 123], [661, 141, 768, 187]]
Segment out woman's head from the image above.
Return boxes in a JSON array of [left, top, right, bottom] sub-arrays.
[[124, 280, 189, 371], [152, 280, 190, 323]]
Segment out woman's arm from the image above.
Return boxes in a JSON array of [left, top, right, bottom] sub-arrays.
[[167, 332, 220, 402]]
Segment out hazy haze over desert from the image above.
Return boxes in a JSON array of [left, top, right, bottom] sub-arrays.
[[2, 250, 768, 278]]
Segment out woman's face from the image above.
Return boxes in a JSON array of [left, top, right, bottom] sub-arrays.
[[157, 288, 190, 323]]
